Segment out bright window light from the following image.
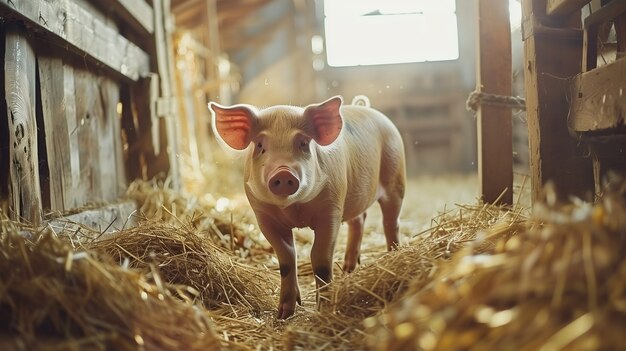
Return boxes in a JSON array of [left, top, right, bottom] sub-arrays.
[[509, 0, 522, 29], [324, 0, 459, 67]]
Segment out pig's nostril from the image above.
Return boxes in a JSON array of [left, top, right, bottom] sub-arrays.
[[287, 180, 293, 186]]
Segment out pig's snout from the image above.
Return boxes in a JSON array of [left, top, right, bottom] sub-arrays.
[[268, 167, 300, 196]]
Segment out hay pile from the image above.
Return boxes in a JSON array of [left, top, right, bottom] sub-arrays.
[[125, 179, 270, 260], [2, 176, 626, 350], [0, 219, 222, 350], [85, 222, 277, 316], [284, 202, 527, 350], [366, 190, 626, 350]]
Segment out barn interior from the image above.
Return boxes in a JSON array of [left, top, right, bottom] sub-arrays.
[[1, 0, 626, 350]]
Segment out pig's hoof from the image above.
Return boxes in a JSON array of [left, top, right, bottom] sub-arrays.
[[277, 302, 296, 320], [342, 262, 356, 273], [342, 256, 360, 273]]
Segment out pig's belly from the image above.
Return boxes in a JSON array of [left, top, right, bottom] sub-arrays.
[[342, 183, 383, 221]]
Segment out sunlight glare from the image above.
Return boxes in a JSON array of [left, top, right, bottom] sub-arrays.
[[324, 0, 458, 67]]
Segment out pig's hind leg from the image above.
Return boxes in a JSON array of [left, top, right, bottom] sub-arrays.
[[343, 212, 366, 273], [378, 176, 405, 251]]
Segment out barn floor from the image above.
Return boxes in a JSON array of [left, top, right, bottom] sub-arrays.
[[3, 169, 626, 350]]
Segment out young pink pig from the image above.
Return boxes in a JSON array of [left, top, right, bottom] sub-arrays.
[[208, 96, 406, 319]]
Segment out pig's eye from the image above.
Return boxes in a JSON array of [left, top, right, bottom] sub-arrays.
[[299, 140, 310, 152], [256, 142, 265, 155]]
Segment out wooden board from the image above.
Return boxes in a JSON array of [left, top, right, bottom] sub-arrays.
[[522, 0, 594, 202], [154, 0, 182, 190], [38, 57, 71, 211], [112, 0, 154, 34], [5, 28, 42, 224], [0, 0, 150, 81], [100, 78, 127, 198], [570, 57, 626, 132], [74, 69, 105, 205], [0, 28, 9, 213], [475, 0, 513, 205], [46, 200, 137, 237], [546, 0, 592, 17], [39, 61, 127, 209], [95, 77, 120, 203]]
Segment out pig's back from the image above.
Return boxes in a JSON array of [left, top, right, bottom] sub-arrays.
[[338, 105, 405, 220]]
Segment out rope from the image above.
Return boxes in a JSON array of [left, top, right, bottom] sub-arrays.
[[466, 91, 526, 112]]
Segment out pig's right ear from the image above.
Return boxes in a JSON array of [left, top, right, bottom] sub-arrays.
[[208, 102, 257, 150], [303, 96, 343, 146]]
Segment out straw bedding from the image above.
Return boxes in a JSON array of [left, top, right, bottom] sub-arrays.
[[0, 221, 221, 350], [1, 178, 625, 350]]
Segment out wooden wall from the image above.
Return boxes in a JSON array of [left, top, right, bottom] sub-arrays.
[[0, 0, 179, 227]]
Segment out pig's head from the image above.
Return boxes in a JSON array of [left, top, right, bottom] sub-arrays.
[[209, 96, 344, 208]]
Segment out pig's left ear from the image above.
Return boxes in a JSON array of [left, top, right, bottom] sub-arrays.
[[209, 102, 257, 150], [303, 96, 343, 146]]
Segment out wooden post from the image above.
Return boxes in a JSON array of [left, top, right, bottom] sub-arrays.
[[5, 27, 42, 224], [154, 0, 181, 190], [475, 0, 513, 205], [521, 0, 594, 202]]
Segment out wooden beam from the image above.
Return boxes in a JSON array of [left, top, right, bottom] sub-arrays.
[[0, 0, 150, 81], [154, 0, 182, 190], [522, 0, 594, 202], [475, 0, 513, 205], [5, 27, 42, 225], [582, 0, 626, 71], [113, 0, 154, 34], [546, 0, 591, 17], [583, 0, 626, 29], [570, 57, 626, 132]]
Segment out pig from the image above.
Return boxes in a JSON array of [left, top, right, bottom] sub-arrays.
[[208, 96, 406, 319]]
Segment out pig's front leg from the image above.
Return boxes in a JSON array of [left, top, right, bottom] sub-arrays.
[[310, 213, 341, 309], [256, 216, 301, 319]]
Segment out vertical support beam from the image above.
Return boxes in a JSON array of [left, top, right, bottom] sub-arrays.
[[154, 0, 181, 190], [522, 0, 594, 202], [475, 0, 513, 205], [5, 27, 42, 224]]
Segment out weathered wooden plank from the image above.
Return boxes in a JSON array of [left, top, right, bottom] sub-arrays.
[[582, 0, 626, 71], [100, 78, 126, 198], [0, 0, 149, 81], [570, 57, 626, 132], [584, 0, 626, 29], [0, 29, 8, 213], [475, 0, 513, 205], [39, 57, 68, 211], [46, 200, 137, 237], [111, 0, 154, 34], [546, 0, 591, 17], [74, 69, 103, 205], [96, 77, 120, 202], [64, 65, 82, 209], [154, 0, 181, 190], [522, 0, 594, 202], [5, 28, 42, 224]]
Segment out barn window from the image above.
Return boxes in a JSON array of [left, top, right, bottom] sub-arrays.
[[323, 0, 459, 67]]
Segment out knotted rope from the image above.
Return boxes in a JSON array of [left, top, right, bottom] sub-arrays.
[[466, 91, 526, 112]]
